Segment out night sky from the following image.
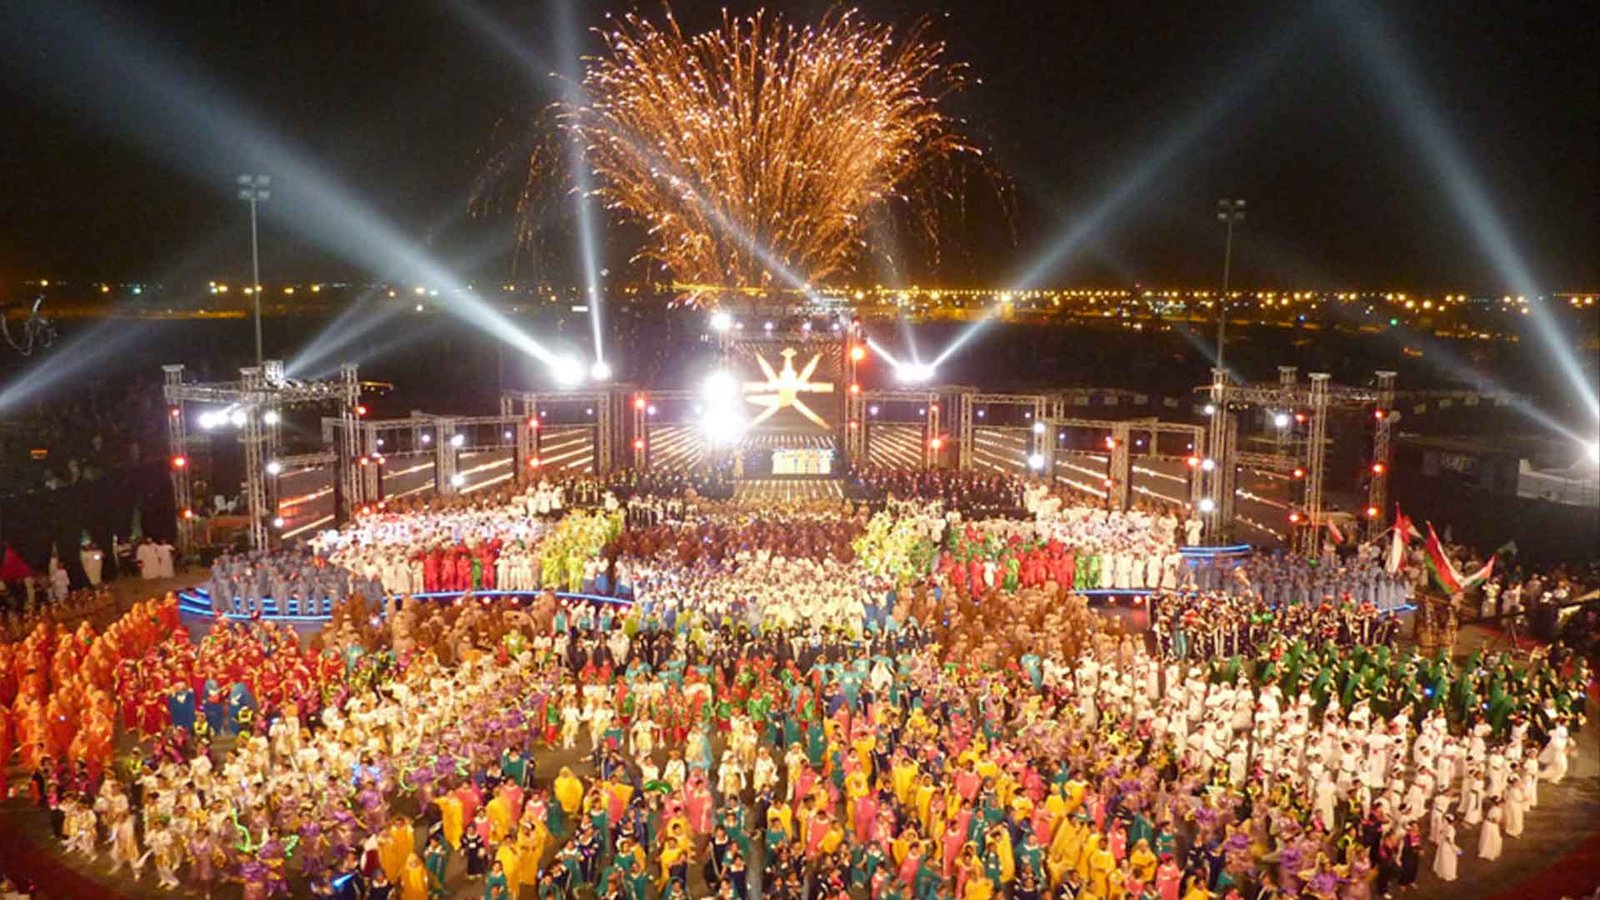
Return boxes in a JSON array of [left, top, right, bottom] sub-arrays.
[[0, 0, 1593, 292]]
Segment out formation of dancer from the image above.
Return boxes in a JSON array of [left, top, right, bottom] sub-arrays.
[[0, 466, 1591, 900]]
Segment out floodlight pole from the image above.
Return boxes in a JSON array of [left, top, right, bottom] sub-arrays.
[[238, 174, 272, 367], [1215, 198, 1246, 373]]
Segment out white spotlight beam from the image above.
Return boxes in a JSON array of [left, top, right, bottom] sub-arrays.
[[452, 0, 608, 364], [1332, 0, 1598, 420], [0, 318, 157, 411], [864, 338, 905, 370], [553, 0, 608, 366], [285, 288, 402, 377], [0, 0, 560, 368], [929, 11, 1315, 368]]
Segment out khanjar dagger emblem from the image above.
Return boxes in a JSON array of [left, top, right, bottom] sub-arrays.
[[744, 348, 834, 428]]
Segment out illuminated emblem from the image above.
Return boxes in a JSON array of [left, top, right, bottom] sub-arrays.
[[745, 348, 834, 428]]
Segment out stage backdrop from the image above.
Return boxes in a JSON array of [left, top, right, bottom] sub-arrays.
[[728, 338, 844, 435], [728, 337, 843, 476]]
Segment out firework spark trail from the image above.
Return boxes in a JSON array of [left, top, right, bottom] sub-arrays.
[[571, 7, 976, 298]]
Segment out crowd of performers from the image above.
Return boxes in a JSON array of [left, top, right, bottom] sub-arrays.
[[208, 549, 385, 616], [846, 467, 1027, 517], [0, 471, 1592, 900], [2, 574, 1588, 900], [0, 585, 119, 644], [1148, 593, 1403, 662], [311, 503, 621, 600]]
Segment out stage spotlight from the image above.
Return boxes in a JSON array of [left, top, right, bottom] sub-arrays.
[[701, 369, 741, 403], [710, 310, 734, 333], [450, 433, 466, 448], [262, 409, 281, 426], [1587, 441, 1599, 465], [1201, 458, 1216, 472], [700, 369, 746, 444], [701, 404, 746, 445], [265, 460, 283, 476], [228, 408, 248, 428], [1198, 497, 1216, 513], [552, 355, 585, 387], [1032, 421, 1046, 435], [450, 473, 466, 488], [590, 360, 613, 382], [271, 516, 285, 529], [849, 345, 866, 362], [1027, 453, 1046, 471], [1273, 412, 1290, 429], [896, 363, 935, 385], [197, 410, 220, 430], [421, 433, 433, 445], [1204, 404, 1217, 416]]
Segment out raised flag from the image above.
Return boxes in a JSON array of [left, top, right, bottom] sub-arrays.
[[1384, 504, 1414, 575], [0, 544, 34, 582], [1422, 523, 1464, 594], [1461, 556, 1495, 589], [1385, 523, 1406, 574]]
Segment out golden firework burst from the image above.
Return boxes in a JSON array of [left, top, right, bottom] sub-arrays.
[[568, 6, 981, 300]]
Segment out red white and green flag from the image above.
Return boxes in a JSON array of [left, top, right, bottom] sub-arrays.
[[1384, 505, 1411, 574], [1461, 556, 1495, 589], [1422, 522, 1465, 593]]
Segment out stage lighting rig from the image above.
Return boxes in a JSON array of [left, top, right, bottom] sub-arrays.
[[895, 363, 935, 385], [552, 355, 585, 387]]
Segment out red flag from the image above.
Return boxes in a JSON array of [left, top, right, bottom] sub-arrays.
[[0, 544, 35, 582]]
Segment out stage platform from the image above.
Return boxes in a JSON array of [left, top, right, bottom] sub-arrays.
[[177, 586, 630, 623], [731, 478, 845, 504]]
